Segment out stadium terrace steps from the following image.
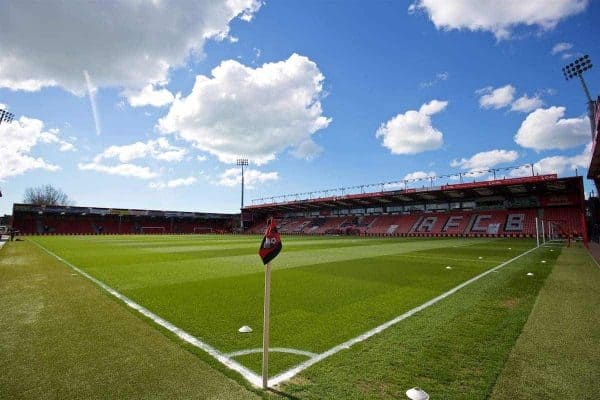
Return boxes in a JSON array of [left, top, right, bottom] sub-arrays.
[[246, 206, 584, 239], [312, 217, 347, 234], [15, 214, 228, 235], [17, 206, 583, 239], [542, 206, 583, 235]]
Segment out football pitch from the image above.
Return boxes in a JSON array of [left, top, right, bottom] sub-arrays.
[[27, 234, 552, 387]]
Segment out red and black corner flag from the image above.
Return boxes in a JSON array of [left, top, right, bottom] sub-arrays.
[[259, 218, 282, 265]]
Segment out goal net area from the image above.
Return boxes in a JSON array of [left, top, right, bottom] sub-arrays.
[[140, 226, 166, 234], [193, 227, 214, 234]]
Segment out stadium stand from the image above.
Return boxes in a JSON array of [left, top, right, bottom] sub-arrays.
[[244, 175, 588, 242], [11, 204, 237, 235]]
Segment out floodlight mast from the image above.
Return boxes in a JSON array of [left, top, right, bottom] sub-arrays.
[[237, 158, 249, 230], [562, 55, 595, 137], [0, 108, 15, 125]]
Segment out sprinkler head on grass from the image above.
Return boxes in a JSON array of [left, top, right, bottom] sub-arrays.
[[541, 260, 546, 264], [478, 256, 483, 259], [238, 326, 252, 333], [406, 387, 429, 400], [527, 272, 534, 276], [445, 266, 452, 270]]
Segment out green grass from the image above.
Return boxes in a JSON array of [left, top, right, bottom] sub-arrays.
[[0, 239, 258, 399], [279, 242, 560, 399], [27, 234, 535, 377], [4, 234, 598, 399], [490, 243, 600, 400]]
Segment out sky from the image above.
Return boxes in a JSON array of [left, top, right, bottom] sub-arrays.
[[0, 0, 599, 215]]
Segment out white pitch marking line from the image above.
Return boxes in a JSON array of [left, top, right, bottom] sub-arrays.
[[30, 240, 264, 387], [226, 348, 317, 358], [268, 245, 540, 387], [30, 239, 540, 388]]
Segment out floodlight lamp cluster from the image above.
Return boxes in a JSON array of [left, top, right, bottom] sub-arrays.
[[562, 55, 592, 80], [0, 109, 15, 125], [236, 158, 249, 166]]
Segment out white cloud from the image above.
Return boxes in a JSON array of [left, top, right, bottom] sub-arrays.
[[79, 138, 186, 180], [0, 1, 262, 94], [216, 168, 278, 188], [510, 143, 591, 177], [514, 106, 590, 151], [59, 142, 76, 152], [420, 71, 449, 88], [409, 0, 588, 40], [196, 155, 208, 162], [158, 54, 330, 165], [0, 116, 72, 180], [511, 94, 544, 113], [404, 170, 436, 181], [0, 103, 6, 109], [376, 100, 447, 155], [78, 162, 158, 179], [561, 52, 576, 60], [478, 85, 515, 109], [149, 176, 197, 190], [94, 138, 187, 163], [291, 139, 323, 160], [478, 85, 544, 113], [451, 149, 519, 171], [125, 84, 175, 108], [437, 72, 449, 81], [552, 42, 573, 55]]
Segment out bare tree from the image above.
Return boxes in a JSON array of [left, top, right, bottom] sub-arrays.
[[23, 185, 74, 206]]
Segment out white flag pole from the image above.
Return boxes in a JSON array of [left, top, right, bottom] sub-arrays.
[[262, 261, 272, 389], [535, 217, 540, 247]]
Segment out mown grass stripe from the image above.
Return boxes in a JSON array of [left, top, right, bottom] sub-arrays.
[[269, 244, 539, 386], [28, 239, 266, 388]]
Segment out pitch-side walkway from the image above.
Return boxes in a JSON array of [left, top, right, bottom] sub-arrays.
[[586, 241, 600, 269], [490, 243, 600, 399]]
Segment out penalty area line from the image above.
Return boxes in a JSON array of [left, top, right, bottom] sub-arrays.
[[268, 245, 540, 387], [29, 240, 265, 387]]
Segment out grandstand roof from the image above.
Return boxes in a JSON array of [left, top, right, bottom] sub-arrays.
[[12, 203, 237, 219], [243, 175, 583, 213]]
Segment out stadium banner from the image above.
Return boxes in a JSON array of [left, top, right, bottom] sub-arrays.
[[506, 196, 539, 208], [540, 193, 579, 207]]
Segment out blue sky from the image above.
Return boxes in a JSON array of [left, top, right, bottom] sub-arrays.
[[0, 0, 598, 215]]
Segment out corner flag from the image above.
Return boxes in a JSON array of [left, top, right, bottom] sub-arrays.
[[259, 218, 282, 265], [258, 217, 282, 389]]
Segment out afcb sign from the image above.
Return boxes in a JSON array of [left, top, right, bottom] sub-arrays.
[[259, 218, 282, 265]]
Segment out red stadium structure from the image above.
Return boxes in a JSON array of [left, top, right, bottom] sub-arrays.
[[585, 97, 600, 241], [243, 174, 588, 244], [11, 204, 237, 235], [586, 97, 600, 190]]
